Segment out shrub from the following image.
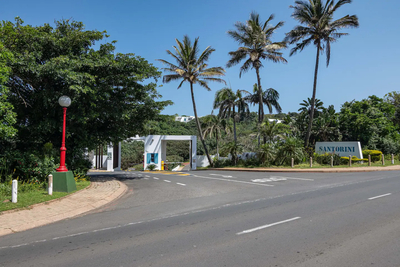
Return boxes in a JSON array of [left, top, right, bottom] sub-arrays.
[[132, 163, 144, 171], [213, 158, 231, 168], [362, 150, 382, 162], [340, 156, 365, 165], [166, 155, 184, 163], [314, 153, 341, 165], [146, 164, 157, 171]]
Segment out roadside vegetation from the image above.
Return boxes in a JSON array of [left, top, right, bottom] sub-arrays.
[[2, 0, 400, 193]]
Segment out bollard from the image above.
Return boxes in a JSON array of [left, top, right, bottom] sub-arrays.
[[291, 158, 294, 168], [368, 155, 371, 166], [349, 155, 352, 167], [310, 157, 312, 168], [331, 156, 333, 167], [382, 154, 385, 165], [12, 180, 18, 203], [48, 174, 53, 195], [392, 154, 394, 165]]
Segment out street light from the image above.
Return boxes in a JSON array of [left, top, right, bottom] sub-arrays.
[[56, 95, 71, 172]]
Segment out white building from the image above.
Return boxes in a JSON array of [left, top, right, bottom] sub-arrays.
[[175, 116, 195, 123]]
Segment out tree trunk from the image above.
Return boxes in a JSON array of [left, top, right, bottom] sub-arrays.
[[216, 135, 219, 160], [233, 105, 237, 144], [305, 44, 320, 147], [256, 67, 264, 146], [190, 82, 213, 167]]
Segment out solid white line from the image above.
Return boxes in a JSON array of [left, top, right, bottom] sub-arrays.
[[164, 180, 171, 183], [237, 217, 301, 235], [193, 175, 274, 187], [153, 177, 159, 180], [177, 183, 186, 186], [368, 193, 392, 200]]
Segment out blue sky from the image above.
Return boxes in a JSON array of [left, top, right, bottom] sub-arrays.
[[1, 0, 399, 117]]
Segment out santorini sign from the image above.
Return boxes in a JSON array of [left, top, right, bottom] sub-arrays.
[[315, 141, 363, 159]]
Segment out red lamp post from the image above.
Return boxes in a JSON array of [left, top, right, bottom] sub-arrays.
[[56, 96, 71, 172]]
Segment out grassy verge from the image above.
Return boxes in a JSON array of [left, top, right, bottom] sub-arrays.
[[0, 180, 90, 213], [206, 159, 400, 169]]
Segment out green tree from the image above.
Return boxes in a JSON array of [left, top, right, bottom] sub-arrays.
[[0, 18, 170, 158], [246, 83, 282, 115], [222, 141, 243, 166], [258, 119, 290, 144], [227, 12, 287, 133], [202, 114, 232, 159], [339, 95, 400, 154], [285, 0, 359, 147], [275, 137, 304, 165], [0, 44, 16, 139], [213, 88, 249, 144], [157, 35, 226, 167]]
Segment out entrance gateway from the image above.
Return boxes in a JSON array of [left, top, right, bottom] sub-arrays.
[[129, 135, 197, 171], [97, 135, 197, 171]]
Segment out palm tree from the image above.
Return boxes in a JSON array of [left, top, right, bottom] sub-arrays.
[[298, 98, 324, 117], [157, 36, 226, 167], [258, 118, 290, 144], [285, 0, 359, 147], [246, 83, 282, 114], [202, 115, 232, 159], [213, 87, 249, 144], [227, 12, 287, 129], [222, 141, 243, 166]]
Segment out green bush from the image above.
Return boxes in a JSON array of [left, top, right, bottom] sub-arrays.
[[146, 164, 157, 171], [132, 163, 144, 171], [314, 153, 341, 165], [166, 155, 184, 163], [362, 150, 382, 162], [340, 156, 365, 165], [213, 159, 231, 168]]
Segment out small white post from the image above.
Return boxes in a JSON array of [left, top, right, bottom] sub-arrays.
[[291, 158, 294, 168], [48, 174, 53, 195], [12, 180, 18, 203], [310, 157, 312, 168], [391, 154, 394, 165], [331, 156, 333, 167]]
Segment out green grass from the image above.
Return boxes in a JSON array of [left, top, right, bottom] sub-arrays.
[[0, 180, 90, 213], [209, 158, 400, 169]]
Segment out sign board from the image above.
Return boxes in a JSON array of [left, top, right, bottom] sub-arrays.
[[315, 141, 363, 159]]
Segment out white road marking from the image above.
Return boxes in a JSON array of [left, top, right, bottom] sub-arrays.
[[193, 175, 273, 187], [153, 177, 159, 180], [252, 177, 287, 183], [210, 174, 234, 178], [237, 217, 301, 235], [278, 176, 314, 181], [368, 193, 392, 200], [177, 183, 186, 186], [164, 180, 171, 183], [145, 175, 150, 178], [144, 178, 149, 180]]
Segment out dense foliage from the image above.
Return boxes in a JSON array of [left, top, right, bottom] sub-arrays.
[[0, 18, 170, 182]]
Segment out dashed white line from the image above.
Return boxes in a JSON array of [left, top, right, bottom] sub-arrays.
[[237, 217, 301, 235], [164, 180, 171, 183], [177, 183, 186, 186], [368, 193, 392, 200], [153, 177, 159, 180]]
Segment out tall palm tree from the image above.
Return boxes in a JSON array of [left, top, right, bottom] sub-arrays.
[[298, 98, 324, 117], [213, 87, 249, 144], [285, 0, 359, 147], [202, 115, 232, 159], [157, 36, 226, 167], [227, 12, 287, 128]]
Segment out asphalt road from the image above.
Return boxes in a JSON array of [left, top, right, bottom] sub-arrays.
[[1, 170, 400, 267]]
